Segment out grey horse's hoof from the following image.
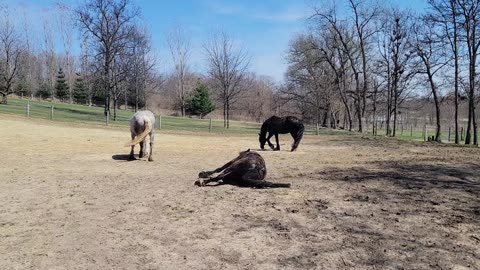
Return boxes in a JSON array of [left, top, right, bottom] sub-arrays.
[[194, 179, 205, 187]]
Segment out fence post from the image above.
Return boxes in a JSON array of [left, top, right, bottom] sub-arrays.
[[209, 118, 212, 133], [50, 105, 54, 120], [105, 111, 109, 126], [158, 115, 162, 130], [461, 126, 464, 141], [401, 124, 404, 136], [448, 127, 451, 142], [27, 101, 30, 117], [316, 123, 319, 136], [423, 125, 427, 141], [410, 125, 413, 138]]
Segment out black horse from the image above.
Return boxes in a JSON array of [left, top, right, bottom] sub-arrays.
[[259, 116, 304, 151]]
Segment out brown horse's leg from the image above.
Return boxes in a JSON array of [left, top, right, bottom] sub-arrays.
[[274, 134, 280, 151], [198, 155, 242, 178], [195, 172, 229, 186], [266, 133, 275, 150]]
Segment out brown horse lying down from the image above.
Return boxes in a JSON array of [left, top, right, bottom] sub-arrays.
[[195, 149, 291, 188]]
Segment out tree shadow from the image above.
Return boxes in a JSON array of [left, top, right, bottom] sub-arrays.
[[323, 161, 480, 196]]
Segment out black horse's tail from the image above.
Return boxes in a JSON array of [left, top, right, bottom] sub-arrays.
[[254, 180, 291, 188], [265, 181, 291, 188]]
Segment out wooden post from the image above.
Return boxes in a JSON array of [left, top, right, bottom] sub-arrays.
[[50, 105, 54, 120], [410, 125, 413, 137], [461, 126, 464, 141], [158, 115, 162, 129], [448, 127, 451, 142], [105, 111, 109, 126], [316, 123, 319, 136], [423, 125, 427, 141], [27, 101, 30, 117], [209, 118, 212, 133], [401, 124, 404, 136]]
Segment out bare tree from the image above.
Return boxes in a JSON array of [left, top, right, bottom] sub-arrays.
[[427, 0, 461, 144], [57, 2, 75, 103], [457, 0, 479, 146], [77, 0, 140, 118], [204, 31, 250, 128], [0, 6, 22, 104], [167, 25, 191, 117], [312, 0, 379, 132], [411, 20, 449, 142], [42, 10, 56, 100], [285, 34, 335, 126]]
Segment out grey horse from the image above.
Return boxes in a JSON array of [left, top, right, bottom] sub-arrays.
[[124, 110, 156, 161]]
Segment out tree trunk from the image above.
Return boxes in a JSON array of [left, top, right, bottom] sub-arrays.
[[113, 98, 117, 121], [226, 101, 230, 129], [466, 103, 472, 145], [433, 90, 442, 142], [223, 101, 227, 128]]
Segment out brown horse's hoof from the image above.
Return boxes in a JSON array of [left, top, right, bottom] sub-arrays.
[[148, 156, 154, 162], [198, 171, 209, 178], [273, 148, 280, 151]]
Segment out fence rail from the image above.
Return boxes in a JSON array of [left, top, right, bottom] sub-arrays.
[[1, 98, 330, 135]]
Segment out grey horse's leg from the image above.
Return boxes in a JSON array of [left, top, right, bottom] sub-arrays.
[[128, 133, 135, 160], [148, 131, 154, 161], [139, 141, 144, 158], [148, 142, 154, 161]]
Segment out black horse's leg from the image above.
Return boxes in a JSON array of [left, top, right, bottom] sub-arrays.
[[266, 133, 275, 150], [274, 134, 280, 151], [290, 130, 303, 151]]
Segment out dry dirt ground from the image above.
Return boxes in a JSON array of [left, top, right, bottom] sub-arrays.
[[0, 116, 479, 270]]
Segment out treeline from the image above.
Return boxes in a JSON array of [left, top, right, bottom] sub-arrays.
[[283, 0, 479, 145], [0, 0, 479, 144]]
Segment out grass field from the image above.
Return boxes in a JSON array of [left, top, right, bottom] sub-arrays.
[[0, 97, 476, 143], [0, 97, 328, 136], [0, 116, 478, 269]]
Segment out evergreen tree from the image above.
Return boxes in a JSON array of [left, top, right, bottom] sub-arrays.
[[15, 78, 32, 98], [185, 83, 215, 118], [55, 68, 69, 101], [73, 74, 89, 104], [36, 82, 52, 100]]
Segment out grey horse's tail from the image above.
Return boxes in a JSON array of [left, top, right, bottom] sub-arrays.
[[124, 118, 152, 147]]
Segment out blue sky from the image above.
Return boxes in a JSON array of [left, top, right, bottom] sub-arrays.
[[6, 0, 427, 82]]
